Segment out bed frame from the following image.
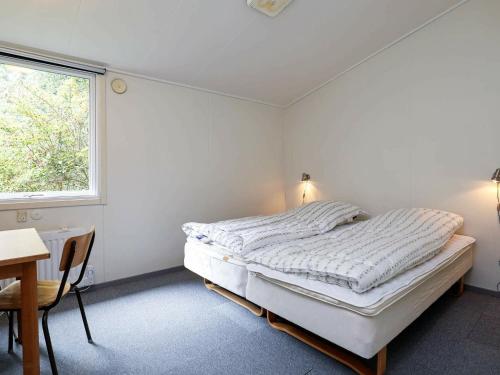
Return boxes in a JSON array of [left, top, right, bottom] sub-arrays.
[[203, 278, 266, 317]]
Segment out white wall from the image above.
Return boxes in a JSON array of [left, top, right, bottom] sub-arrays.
[[103, 73, 285, 281], [282, 0, 500, 291], [0, 72, 285, 283]]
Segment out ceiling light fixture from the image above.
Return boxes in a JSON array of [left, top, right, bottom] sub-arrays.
[[247, 0, 294, 18]]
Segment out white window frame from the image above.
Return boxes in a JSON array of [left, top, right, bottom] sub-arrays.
[[0, 57, 106, 210]]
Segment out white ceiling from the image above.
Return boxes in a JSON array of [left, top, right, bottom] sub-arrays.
[[0, 0, 463, 107]]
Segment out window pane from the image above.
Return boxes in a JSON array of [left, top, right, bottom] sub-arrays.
[[0, 62, 91, 194]]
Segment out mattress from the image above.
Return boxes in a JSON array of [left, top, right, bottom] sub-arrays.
[[246, 243, 474, 359], [184, 238, 248, 297], [247, 234, 475, 316]]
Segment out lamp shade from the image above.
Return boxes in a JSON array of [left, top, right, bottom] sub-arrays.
[[492, 168, 500, 182]]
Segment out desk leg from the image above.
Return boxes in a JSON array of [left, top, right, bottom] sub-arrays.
[[20, 261, 40, 375]]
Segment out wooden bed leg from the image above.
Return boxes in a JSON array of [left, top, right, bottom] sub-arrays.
[[376, 347, 387, 375], [203, 279, 266, 317], [267, 310, 382, 375], [451, 276, 465, 297]]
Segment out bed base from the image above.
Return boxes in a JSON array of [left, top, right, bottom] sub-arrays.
[[451, 276, 465, 297], [203, 279, 266, 317], [267, 311, 386, 375], [265, 275, 466, 374]]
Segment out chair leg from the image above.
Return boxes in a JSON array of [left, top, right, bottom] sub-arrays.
[[8, 312, 14, 353], [42, 310, 58, 375], [15, 311, 22, 344], [75, 287, 93, 343]]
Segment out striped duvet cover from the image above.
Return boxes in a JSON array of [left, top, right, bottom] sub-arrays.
[[182, 201, 362, 256], [245, 208, 464, 293]]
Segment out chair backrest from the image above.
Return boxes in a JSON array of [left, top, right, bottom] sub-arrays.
[[45, 226, 96, 310], [59, 226, 95, 272]]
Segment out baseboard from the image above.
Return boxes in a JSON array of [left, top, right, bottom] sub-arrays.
[[91, 265, 185, 290], [464, 284, 500, 297]]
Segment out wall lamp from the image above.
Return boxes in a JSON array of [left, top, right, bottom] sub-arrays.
[[492, 168, 500, 222], [301, 173, 311, 204]]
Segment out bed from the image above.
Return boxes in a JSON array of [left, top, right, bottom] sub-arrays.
[[183, 205, 473, 374], [245, 234, 475, 375]]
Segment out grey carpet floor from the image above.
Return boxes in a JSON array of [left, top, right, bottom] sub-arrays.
[[0, 268, 499, 375]]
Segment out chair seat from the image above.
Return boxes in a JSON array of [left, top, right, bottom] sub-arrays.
[[0, 280, 70, 310]]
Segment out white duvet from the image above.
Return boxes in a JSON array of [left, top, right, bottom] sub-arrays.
[[245, 208, 464, 293], [182, 201, 362, 256]]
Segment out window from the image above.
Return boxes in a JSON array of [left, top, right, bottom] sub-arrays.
[[0, 58, 103, 208]]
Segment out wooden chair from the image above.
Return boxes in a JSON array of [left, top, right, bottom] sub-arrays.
[[0, 226, 96, 375]]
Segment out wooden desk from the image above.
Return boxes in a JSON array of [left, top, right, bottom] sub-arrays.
[[0, 228, 50, 375]]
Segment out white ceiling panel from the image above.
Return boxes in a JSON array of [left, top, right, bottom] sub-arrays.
[[0, 0, 464, 106]]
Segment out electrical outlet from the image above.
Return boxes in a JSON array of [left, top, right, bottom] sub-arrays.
[[81, 266, 95, 287], [16, 210, 27, 223]]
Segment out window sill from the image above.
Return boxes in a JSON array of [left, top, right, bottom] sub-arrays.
[[0, 196, 106, 211]]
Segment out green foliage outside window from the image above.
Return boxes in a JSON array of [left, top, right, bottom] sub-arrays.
[[0, 63, 90, 194]]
